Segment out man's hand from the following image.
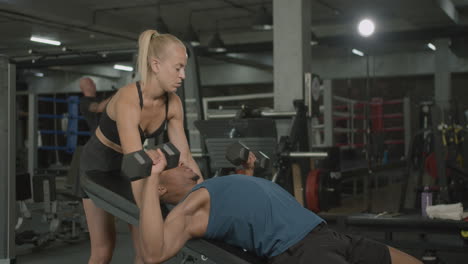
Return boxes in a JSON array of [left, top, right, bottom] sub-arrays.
[[145, 149, 159, 164], [149, 149, 167, 177], [241, 151, 256, 176], [242, 151, 256, 170]]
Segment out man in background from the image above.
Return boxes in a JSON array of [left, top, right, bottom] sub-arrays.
[[79, 77, 111, 132]]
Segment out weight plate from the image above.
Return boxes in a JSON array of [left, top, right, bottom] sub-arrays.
[[306, 169, 321, 213]]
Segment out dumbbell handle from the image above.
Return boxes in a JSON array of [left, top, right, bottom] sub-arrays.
[[153, 143, 181, 169], [122, 143, 180, 181]]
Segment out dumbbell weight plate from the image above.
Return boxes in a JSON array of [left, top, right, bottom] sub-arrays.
[[225, 141, 250, 166], [306, 169, 320, 213]]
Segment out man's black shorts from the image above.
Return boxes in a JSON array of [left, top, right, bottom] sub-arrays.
[[269, 223, 391, 264]]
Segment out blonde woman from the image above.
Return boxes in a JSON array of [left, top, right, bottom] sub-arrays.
[[79, 30, 202, 264]]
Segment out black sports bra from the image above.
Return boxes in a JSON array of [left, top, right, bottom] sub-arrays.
[[98, 81, 169, 145]]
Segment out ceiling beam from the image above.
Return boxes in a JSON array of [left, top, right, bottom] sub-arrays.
[[0, 0, 140, 41], [47, 65, 122, 79], [203, 54, 272, 72], [14, 53, 133, 69], [13, 25, 468, 69]]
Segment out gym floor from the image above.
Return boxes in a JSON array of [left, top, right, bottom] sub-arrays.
[[15, 175, 135, 264], [17, 232, 134, 264]]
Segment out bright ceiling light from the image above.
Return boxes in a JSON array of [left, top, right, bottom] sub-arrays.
[[190, 40, 200, 47], [113, 64, 134, 72], [427, 43, 436, 51], [358, 19, 375, 37], [34, 72, 44, 77], [352, 49, 364, 56], [30, 36, 61, 46]]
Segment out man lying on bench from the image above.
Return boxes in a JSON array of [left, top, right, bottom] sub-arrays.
[[137, 149, 422, 264]]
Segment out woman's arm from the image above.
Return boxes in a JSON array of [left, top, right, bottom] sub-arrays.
[[167, 94, 203, 180], [113, 87, 147, 207]]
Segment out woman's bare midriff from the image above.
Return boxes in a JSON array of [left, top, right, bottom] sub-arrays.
[[95, 126, 123, 153]]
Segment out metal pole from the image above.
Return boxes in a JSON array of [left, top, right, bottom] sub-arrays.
[[190, 152, 208, 158], [351, 102, 355, 146], [403, 97, 411, 158], [28, 93, 38, 184], [286, 152, 328, 158], [206, 111, 297, 119], [433, 38, 452, 202], [28, 93, 38, 199], [271, 171, 279, 183], [261, 111, 297, 117], [323, 80, 333, 147], [0, 56, 16, 263], [364, 53, 372, 212]]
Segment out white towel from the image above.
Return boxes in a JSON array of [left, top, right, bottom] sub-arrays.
[[425, 203, 463, 221]]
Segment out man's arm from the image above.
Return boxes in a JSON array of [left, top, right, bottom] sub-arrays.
[[139, 174, 191, 264], [139, 155, 207, 263], [89, 97, 111, 113]]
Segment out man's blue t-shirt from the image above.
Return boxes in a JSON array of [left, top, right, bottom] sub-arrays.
[[188, 175, 324, 258]]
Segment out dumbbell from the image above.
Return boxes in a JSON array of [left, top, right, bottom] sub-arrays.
[[252, 150, 270, 169], [225, 141, 270, 170], [122, 142, 180, 181]]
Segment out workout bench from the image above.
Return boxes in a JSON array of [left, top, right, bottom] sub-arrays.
[[321, 213, 468, 254], [82, 170, 266, 264]]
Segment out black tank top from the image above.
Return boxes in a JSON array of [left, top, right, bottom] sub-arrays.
[[98, 81, 169, 145]]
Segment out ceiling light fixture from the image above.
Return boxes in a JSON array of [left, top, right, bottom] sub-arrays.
[[155, 17, 169, 33], [155, 1, 169, 33], [208, 32, 226, 53], [252, 6, 273, 30], [208, 21, 226, 53], [310, 31, 319, 46], [34, 72, 44, 77], [427, 43, 436, 51], [114, 64, 134, 72], [185, 25, 200, 47], [184, 12, 200, 47], [352, 48, 365, 56], [357, 19, 375, 37], [30, 36, 61, 46]]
